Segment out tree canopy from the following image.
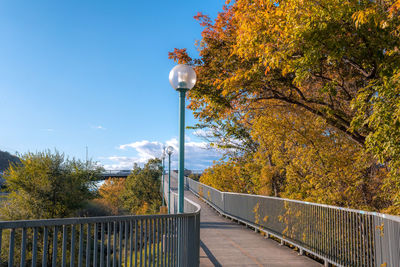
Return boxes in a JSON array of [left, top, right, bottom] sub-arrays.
[[121, 159, 162, 215], [0, 150, 102, 220], [170, 0, 400, 213]]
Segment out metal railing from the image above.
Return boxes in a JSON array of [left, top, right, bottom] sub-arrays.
[[0, 194, 200, 266], [185, 177, 400, 267]]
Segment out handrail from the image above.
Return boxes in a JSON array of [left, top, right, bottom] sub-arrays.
[[0, 187, 200, 266], [185, 177, 400, 267]]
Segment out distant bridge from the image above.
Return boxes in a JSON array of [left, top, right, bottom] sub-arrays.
[[100, 169, 204, 180], [99, 170, 132, 179]]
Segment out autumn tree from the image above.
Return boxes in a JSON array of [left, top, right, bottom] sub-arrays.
[[97, 178, 126, 215], [171, 0, 400, 213]]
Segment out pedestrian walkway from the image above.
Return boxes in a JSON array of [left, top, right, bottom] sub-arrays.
[[169, 174, 322, 266]]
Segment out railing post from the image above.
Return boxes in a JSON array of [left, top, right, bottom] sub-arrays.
[[186, 214, 200, 267]]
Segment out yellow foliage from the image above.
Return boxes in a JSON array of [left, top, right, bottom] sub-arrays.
[[97, 178, 126, 215]]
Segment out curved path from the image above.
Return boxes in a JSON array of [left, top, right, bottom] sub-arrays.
[[169, 173, 322, 267]]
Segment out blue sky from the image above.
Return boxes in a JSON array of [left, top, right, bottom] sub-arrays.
[[0, 1, 224, 170]]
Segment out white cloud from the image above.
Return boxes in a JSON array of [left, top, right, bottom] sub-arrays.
[[91, 125, 106, 130], [41, 128, 54, 132], [101, 156, 142, 170], [101, 138, 222, 171]]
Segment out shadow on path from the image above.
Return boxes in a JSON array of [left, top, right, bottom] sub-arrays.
[[200, 240, 222, 267], [201, 221, 238, 229]]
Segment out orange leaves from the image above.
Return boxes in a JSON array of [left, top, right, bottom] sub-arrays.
[[389, 0, 400, 17], [194, 12, 212, 27], [98, 178, 126, 215], [168, 48, 192, 64]]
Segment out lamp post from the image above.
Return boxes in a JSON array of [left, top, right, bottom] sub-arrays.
[[161, 146, 166, 207], [169, 64, 197, 213], [166, 146, 174, 214]]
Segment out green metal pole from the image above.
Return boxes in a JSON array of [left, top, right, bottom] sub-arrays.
[[162, 156, 165, 206], [178, 88, 188, 213], [168, 153, 171, 214]]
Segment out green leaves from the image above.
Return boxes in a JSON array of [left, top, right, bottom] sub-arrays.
[[121, 158, 162, 215], [1, 150, 102, 220]]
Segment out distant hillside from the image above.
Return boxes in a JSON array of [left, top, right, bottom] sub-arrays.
[[0, 150, 20, 172]]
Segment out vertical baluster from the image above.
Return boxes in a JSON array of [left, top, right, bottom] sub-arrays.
[[100, 223, 105, 267], [338, 210, 342, 265], [175, 218, 179, 266], [309, 205, 312, 251], [160, 219, 164, 267], [135, 220, 138, 267], [107, 223, 111, 267], [125, 221, 128, 266], [350, 211, 354, 266], [113, 222, 117, 267], [318, 206, 322, 256], [139, 220, 143, 267], [172, 219, 176, 267], [9, 228, 15, 267], [171, 218, 173, 267], [152, 219, 156, 267], [343, 210, 346, 265], [42, 227, 48, 267], [149, 219, 153, 266], [177, 218, 180, 266], [145, 219, 149, 267], [94, 223, 98, 267], [343, 210, 347, 266], [20, 227, 27, 267], [353, 213, 357, 266], [310, 205, 314, 251], [323, 207, 327, 259], [360, 214, 364, 266], [368, 215, 373, 267], [32, 227, 38, 267], [327, 207, 330, 260], [346, 211, 350, 266], [156, 219, 159, 267], [352, 212, 356, 266], [334, 209, 337, 264], [70, 225, 76, 267], [317, 205, 320, 253], [130, 221, 133, 267], [173, 218, 180, 266], [361, 215, 366, 267], [119, 221, 123, 267], [62, 225, 68, 267], [169, 219, 172, 267], [86, 224, 91, 267], [185, 217, 188, 266], [184, 217, 188, 266], [52, 226, 58, 267], [174, 218, 177, 266], [364, 215, 369, 267], [78, 224, 84, 267], [0, 228, 2, 265], [356, 212, 360, 266], [165, 219, 168, 267], [180, 218, 183, 266]]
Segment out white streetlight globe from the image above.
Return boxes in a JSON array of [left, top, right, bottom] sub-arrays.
[[169, 64, 197, 90], [166, 146, 174, 155]]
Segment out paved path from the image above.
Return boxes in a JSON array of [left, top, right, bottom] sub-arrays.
[[169, 174, 322, 267]]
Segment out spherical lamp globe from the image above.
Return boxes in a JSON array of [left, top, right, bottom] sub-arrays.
[[169, 64, 197, 90], [166, 146, 174, 155]]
